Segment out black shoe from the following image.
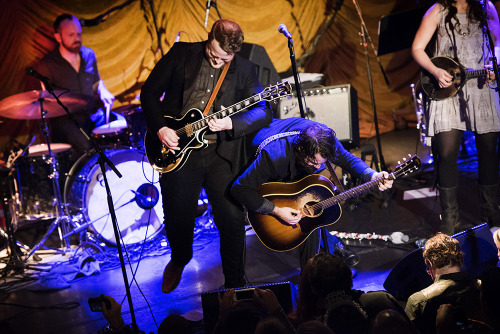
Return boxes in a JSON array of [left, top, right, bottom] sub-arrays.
[[333, 243, 359, 267]]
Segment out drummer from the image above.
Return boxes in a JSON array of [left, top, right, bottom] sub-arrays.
[[33, 14, 117, 156]]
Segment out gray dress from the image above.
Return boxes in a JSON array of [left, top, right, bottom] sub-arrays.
[[427, 8, 500, 136]]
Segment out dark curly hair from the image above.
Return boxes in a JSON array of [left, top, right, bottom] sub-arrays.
[[294, 123, 338, 165], [423, 233, 464, 269], [208, 19, 244, 53], [438, 0, 488, 30], [296, 253, 352, 323]]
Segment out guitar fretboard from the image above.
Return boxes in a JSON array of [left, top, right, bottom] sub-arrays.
[[466, 69, 488, 80], [306, 167, 409, 213], [176, 94, 264, 137]]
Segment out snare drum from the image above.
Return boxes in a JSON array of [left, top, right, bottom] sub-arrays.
[[91, 119, 130, 147], [64, 148, 164, 245], [15, 143, 73, 221]]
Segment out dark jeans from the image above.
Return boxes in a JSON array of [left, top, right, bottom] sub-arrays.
[[159, 144, 246, 288]]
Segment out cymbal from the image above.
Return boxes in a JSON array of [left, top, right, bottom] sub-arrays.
[[0, 90, 88, 120]]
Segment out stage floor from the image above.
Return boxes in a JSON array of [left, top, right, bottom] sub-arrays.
[[0, 127, 497, 334]]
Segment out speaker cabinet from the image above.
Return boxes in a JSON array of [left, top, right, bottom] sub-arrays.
[[383, 223, 498, 301], [239, 43, 281, 88], [277, 84, 359, 149], [201, 281, 294, 333]]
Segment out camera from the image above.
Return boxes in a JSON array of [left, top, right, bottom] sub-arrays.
[[88, 294, 111, 312], [233, 287, 256, 301]]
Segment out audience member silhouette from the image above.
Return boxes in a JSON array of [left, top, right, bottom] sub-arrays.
[[296, 320, 335, 334], [371, 309, 413, 334], [157, 314, 194, 334], [213, 287, 294, 334], [294, 252, 405, 329], [405, 233, 486, 334]]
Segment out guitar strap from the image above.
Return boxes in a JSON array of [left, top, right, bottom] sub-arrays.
[[254, 131, 301, 157], [255, 131, 345, 193], [325, 161, 344, 193], [202, 61, 231, 117]]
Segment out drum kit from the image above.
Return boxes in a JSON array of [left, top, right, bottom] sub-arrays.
[[0, 90, 164, 264]]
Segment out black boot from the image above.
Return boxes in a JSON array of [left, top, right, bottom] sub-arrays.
[[479, 184, 500, 227], [438, 186, 460, 235]]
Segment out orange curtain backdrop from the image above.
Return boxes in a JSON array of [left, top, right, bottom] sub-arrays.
[[0, 0, 422, 152]]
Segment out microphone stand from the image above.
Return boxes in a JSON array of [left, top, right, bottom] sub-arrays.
[[36, 83, 139, 332], [285, 34, 307, 119], [352, 0, 389, 171], [480, 1, 500, 99], [284, 30, 331, 252], [210, 1, 223, 20]]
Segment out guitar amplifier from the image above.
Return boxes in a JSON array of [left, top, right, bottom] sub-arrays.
[[277, 84, 359, 149], [201, 281, 294, 333]]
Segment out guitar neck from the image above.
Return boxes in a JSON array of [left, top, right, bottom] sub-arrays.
[[319, 173, 397, 209], [466, 68, 488, 80], [184, 93, 265, 134]]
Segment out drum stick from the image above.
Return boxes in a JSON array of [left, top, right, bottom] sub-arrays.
[[105, 104, 111, 125]]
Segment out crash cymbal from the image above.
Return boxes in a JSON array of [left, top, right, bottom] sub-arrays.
[[27, 143, 72, 157], [0, 90, 88, 120]]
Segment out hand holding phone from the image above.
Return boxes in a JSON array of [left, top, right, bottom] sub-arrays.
[[88, 294, 111, 312]]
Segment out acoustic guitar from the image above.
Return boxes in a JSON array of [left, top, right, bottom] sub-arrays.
[[247, 155, 421, 252], [421, 56, 490, 100], [144, 81, 292, 173]]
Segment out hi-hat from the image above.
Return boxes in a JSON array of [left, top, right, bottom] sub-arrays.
[[0, 90, 88, 120]]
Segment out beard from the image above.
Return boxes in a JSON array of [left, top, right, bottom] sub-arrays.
[[62, 40, 81, 54], [296, 159, 319, 175]]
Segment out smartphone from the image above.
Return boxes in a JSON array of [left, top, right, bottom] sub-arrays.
[[88, 295, 111, 312], [233, 287, 256, 301]]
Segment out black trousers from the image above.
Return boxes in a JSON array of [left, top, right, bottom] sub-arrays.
[[159, 144, 246, 288]]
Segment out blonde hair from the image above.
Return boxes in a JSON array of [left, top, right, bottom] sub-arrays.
[[494, 229, 500, 249]]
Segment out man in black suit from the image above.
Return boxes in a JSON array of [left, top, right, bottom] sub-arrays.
[[141, 19, 272, 293]]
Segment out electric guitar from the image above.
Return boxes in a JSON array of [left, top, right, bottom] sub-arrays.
[[421, 56, 490, 100], [247, 155, 421, 252], [144, 81, 292, 173]]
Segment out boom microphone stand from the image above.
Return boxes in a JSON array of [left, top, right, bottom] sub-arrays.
[[479, 1, 500, 98], [352, 0, 390, 171], [27, 72, 139, 332], [279, 25, 330, 252]]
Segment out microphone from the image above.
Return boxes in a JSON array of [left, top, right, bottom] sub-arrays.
[[278, 24, 292, 40], [131, 190, 156, 209], [25, 67, 54, 93], [174, 31, 182, 43], [204, 0, 211, 28]]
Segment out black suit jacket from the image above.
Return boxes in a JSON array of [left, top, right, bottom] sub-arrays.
[[141, 41, 272, 173]]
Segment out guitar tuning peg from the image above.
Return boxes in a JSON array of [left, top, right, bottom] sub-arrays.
[[408, 154, 412, 157], [403, 157, 407, 161], [398, 161, 401, 164]]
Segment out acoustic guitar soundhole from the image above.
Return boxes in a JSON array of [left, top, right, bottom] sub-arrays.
[[303, 201, 323, 218]]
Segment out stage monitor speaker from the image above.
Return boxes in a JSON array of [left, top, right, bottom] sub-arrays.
[[277, 84, 360, 149], [383, 223, 498, 301], [239, 43, 280, 88], [201, 281, 294, 334]]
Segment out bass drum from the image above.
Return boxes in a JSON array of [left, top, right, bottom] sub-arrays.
[[64, 148, 164, 245]]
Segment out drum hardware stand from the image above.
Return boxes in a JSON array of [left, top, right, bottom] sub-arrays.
[[0, 171, 28, 277], [29, 79, 139, 332], [24, 96, 77, 263], [61, 192, 145, 239]]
